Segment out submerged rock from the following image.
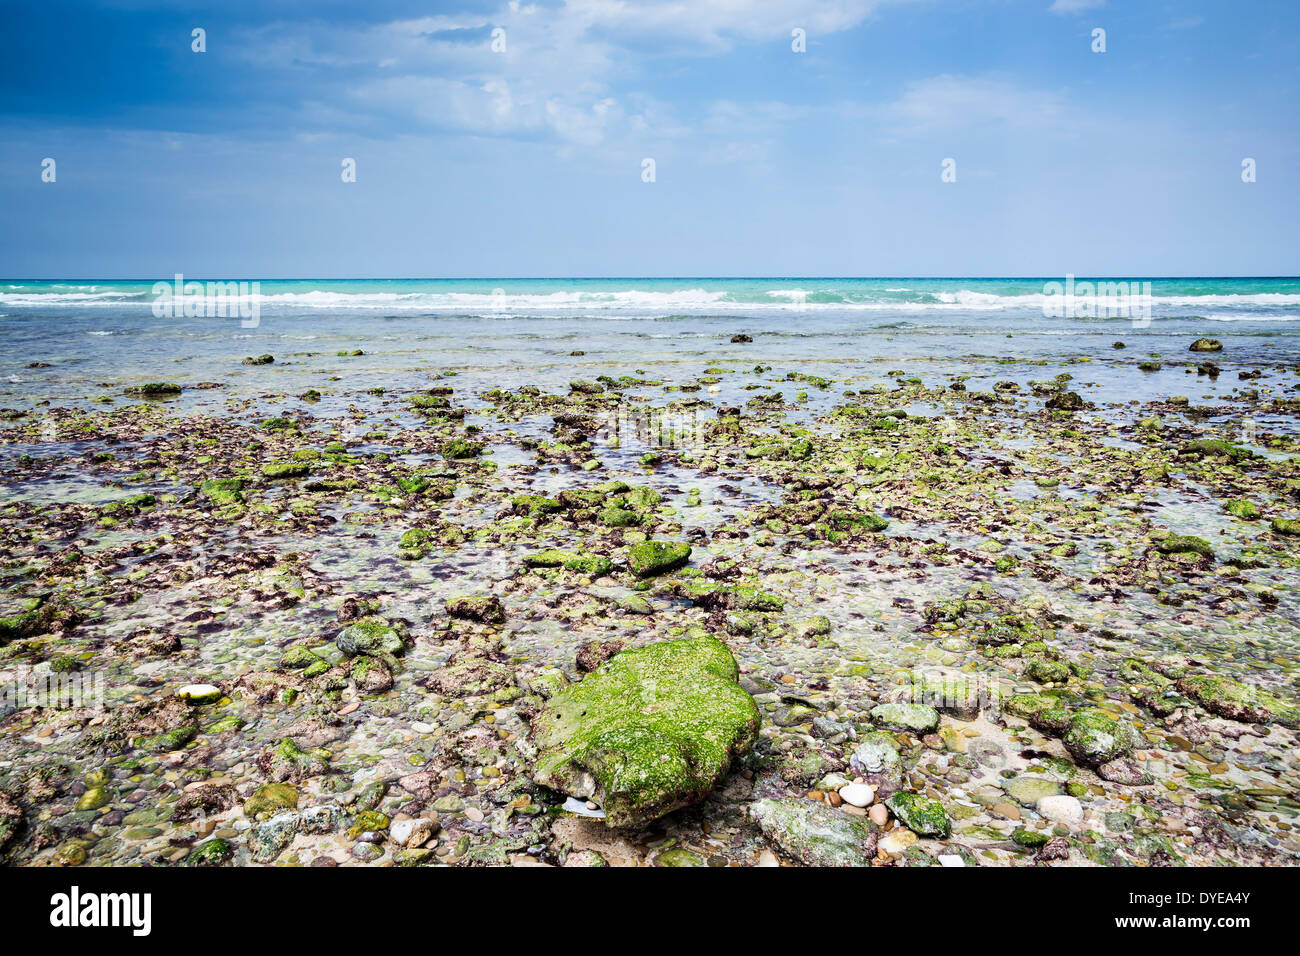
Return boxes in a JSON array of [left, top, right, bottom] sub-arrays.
[[531, 634, 760, 828], [870, 702, 940, 734], [750, 798, 878, 866]]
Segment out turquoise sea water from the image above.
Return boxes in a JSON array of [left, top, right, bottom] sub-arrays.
[[2, 276, 1297, 413]]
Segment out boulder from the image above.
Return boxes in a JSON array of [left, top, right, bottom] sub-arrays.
[[531, 635, 759, 828], [750, 798, 878, 866]]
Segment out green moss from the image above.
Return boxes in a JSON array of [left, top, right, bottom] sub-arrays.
[[336, 616, 406, 657], [244, 783, 299, 819], [627, 541, 691, 577], [187, 838, 233, 866], [262, 461, 309, 479], [885, 792, 951, 838], [199, 478, 245, 505], [1063, 709, 1136, 767], [1271, 517, 1300, 537], [599, 505, 640, 527], [1175, 675, 1298, 727], [532, 634, 760, 828], [1024, 656, 1071, 684], [137, 725, 197, 752], [442, 438, 483, 459], [1224, 498, 1260, 520], [1182, 439, 1254, 461], [1155, 535, 1215, 560], [504, 492, 559, 518]]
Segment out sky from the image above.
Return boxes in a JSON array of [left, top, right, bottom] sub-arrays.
[[0, 0, 1297, 279]]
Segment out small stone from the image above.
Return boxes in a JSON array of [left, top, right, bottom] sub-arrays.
[[464, 807, 485, 822], [1036, 794, 1084, 829], [837, 783, 875, 808], [868, 804, 888, 827], [176, 683, 222, 704]]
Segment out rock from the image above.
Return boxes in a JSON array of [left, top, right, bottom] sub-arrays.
[[576, 639, 624, 673], [186, 838, 233, 866], [1045, 391, 1086, 411], [1099, 757, 1150, 785], [870, 702, 940, 734], [336, 616, 405, 657], [175, 683, 222, 704], [244, 783, 299, 819], [1003, 776, 1063, 807], [1175, 675, 1298, 727], [617, 595, 653, 615], [1036, 794, 1083, 828], [749, 798, 878, 867], [1063, 709, 1138, 767], [75, 787, 111, 811], [627, 541, 691, 577], [730, 334, 753, 343], [531, 635, 760, 828], [884, 792, 951, 838], [849, 732, 902, 780], [868, 804, 888, 827], [838, 782, 875, 807], [1189, 337, 1222, 352], [446, 594, 506, 624]]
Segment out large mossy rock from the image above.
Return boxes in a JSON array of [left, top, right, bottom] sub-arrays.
[[531, 635, 759, 828], [627, 541, 691, 577], [1063, 708, 1137, 766], [750, 798, 878, 866]]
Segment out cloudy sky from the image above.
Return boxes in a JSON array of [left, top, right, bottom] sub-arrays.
[[1, 0, 1296, 278]]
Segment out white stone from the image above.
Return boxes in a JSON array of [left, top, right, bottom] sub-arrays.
[[937, 854, 965, 867], [837, 782, 875, 808], [390, 819, 416, 844], [1036, 794, 1084, 828]]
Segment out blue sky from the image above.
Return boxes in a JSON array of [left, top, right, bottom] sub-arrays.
[[1, 0, 1297, 278]]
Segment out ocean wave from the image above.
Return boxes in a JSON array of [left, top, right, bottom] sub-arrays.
[[3, 286, 1299, 314]]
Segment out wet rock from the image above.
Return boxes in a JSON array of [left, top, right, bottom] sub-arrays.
[[1063, 709, 1137, 767], [870, 702, 940, 734], [576, 639, 624, 673], [1036, 794, 1083, 828], [1188, 337, 1222, 352], [627, 541, 692, 577], [336, 616, 406, 657], [849, 732, 902, 780], [531, 635, 760, 828], [749, 798, 878, 867], [446, 594, 506, 624], [884, 792, 951, 838]]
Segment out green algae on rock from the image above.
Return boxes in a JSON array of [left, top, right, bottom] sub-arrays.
[[627, 540, 692, 577], [870, 701, 940, 734], [885, 792, 951, 838], [1063, 709, 1137, 767], [531, 634, 760, 828]]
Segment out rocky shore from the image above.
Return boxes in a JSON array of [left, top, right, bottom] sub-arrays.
[[1, 334, 1298, 867]]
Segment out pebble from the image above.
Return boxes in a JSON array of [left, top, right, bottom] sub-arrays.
[[176, 683, 221, 704], [1036, 795, 1084, 829], [837, 783, 875, 808], [464, 807, 484, 822], [868, 804, 889, 827]]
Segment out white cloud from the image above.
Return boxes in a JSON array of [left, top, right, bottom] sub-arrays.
[[1048, 0, 1105, 14], [880, 74, 1068, 133], [233, 1, 903, 147]]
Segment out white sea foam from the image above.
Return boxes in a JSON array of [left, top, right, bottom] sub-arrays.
[[3, 287, 1298, 314]]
